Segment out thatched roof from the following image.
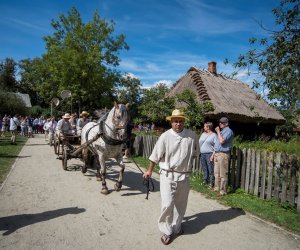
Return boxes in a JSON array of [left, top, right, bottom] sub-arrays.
[[168, 65, 285, 124]]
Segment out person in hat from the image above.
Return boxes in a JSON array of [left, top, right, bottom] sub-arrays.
[[143, 109, 199, 245], [212, 117, 234, 195], [55, 113, 73, 137], [76, 111, 90, 136]]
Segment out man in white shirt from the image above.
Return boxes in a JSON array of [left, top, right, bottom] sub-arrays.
[[55, 113, 73, 139], [144, 109, 199, 245]]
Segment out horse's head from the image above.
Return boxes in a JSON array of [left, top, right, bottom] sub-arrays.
[[108, 102, 128, 141]]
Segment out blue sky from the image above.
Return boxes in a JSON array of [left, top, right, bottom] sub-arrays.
[[0, 0, 280, 88]]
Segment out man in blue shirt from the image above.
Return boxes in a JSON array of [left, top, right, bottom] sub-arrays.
[[213, 117, 233, 195]]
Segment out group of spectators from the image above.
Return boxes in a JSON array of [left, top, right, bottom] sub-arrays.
[[0, 111, 91, 145], [137, 122, 155, 132]]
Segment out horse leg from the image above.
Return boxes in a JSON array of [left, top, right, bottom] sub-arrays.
[[114, 155, 125, 191], [95, 157, 102, 181], [99, 157, 109, 195]]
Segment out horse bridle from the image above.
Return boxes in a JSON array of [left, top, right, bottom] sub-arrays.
[[112, 107, 127, 130], [85, 109, 127, 148]]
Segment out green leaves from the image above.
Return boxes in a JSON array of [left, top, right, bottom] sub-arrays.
[[175, 90, 214, 129], [138, 83, 175, 123], [21, 7, 129, 112], [229, 0, 300, 132]]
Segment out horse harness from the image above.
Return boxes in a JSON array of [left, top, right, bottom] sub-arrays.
[[85, 112, 127, 155]]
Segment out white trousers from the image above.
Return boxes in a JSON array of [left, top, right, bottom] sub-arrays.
[[158, 174, 190, 236]]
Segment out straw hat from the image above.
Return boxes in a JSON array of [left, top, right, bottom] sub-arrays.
[[62, 113, 71, 119], [166, 109, 189, 121], [80, 111, 89, 117]]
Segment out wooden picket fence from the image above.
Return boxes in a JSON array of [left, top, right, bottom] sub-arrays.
[[132, 135, 300, 212]]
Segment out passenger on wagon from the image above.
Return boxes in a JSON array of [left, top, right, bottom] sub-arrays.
[[55, 113, 74, 138], [76, 111, 90, 136]]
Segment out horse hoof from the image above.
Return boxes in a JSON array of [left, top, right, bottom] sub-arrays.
[[114, 184, 121, 191], [96, 176, 102, 181], [101, 188, 109, 195]]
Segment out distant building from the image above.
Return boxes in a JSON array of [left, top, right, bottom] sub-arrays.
[[168, 62, 285, 137]]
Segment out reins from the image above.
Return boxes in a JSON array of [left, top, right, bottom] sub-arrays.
[[129, 155, 154, 200]]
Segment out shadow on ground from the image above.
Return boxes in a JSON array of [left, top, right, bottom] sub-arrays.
[[0, 154, 31, 159], [0, 207, 86, 236], [182, 208, 246, 234]]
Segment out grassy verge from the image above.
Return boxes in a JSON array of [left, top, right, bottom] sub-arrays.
[[131, 155, 300, 236], [0, 133, 28, 185]]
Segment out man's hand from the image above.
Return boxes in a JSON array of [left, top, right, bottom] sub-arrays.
[[215, 126, 220, 133], [143, 170, 152, 178]]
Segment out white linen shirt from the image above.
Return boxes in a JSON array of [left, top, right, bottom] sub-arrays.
[[56, 119, 73, 134], [149, 128, 199, 181]]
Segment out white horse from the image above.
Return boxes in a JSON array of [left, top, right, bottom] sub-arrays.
[[81, 102, 128, 194]]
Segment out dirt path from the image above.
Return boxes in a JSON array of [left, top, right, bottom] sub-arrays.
[[0, 134, 299, 250]]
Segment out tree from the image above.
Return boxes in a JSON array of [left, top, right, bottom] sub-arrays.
[[138, 83, 175, 123], [25, 7, 129, 111], [0, 91, 27, 115], [227, 0, 299, 119], [18, 58, 46, 106], [117, 74, 143, 119], [175, 90, 214, 129], [0, 58, 18, 92]]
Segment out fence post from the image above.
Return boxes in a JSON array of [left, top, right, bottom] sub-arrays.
[[249, 149, 256, 194], [297, 168, 300, 212], [236, 149, 242, 188], [281, 153, 288, 203], [241, 149, 247, 189], [142, 135, 146, 158], [230, 147, 236, 188], [273, 152, 281, 201], [254, 150, 261, 196], [289, 155, 297, 206], [245, 148, 251, 193], [260, 151, 267, 199], [266, 152, 274, 200]]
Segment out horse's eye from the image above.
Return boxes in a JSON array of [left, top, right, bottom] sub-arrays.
[[117, 116, 121, 119]]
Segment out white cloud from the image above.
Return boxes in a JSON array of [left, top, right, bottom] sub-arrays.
[[154, 80, 173, 87], [7, 17, 49, 33], [122, 72, 139, 79]]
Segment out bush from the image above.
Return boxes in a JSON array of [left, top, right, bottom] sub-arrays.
[[0, 91, 27, 115]]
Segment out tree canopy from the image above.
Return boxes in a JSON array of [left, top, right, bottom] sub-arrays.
[[20, 7, 129, 112], [0, 58, 18, 92], [175, 90, 214, 129], [228, 0, 299, 112], [138, 83, 175, 124]]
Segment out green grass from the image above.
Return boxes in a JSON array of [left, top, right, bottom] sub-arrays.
[[0, 133, 28, 185], [233, 135, 300, 157], [131, 155, 300, 236]]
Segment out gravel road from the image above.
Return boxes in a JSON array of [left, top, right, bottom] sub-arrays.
[[0, 134, 299, 250]]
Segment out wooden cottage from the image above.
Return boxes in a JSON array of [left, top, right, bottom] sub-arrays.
[[168, 62, 285, 138]]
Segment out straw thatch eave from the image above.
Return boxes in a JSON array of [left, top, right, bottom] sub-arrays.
[[168, 67, 285, 125]]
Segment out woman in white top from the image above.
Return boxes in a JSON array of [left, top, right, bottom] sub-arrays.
[[9, 114, 20, 144], [199, 122, 216, 188]]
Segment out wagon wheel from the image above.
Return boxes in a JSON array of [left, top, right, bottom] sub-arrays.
[[61, 146, 68, 170]]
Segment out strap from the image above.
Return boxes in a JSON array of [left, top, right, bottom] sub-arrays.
[[160, 167, 192, 174]]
